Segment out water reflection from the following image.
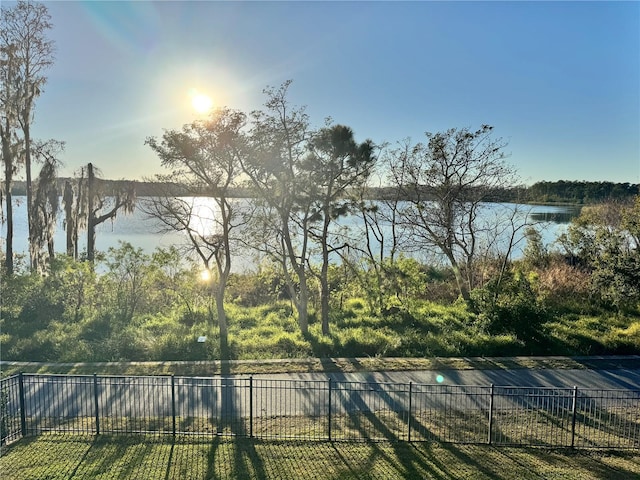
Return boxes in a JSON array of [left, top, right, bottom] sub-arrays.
[[528, 206, 582, 224], [1, 198, 582, 269]]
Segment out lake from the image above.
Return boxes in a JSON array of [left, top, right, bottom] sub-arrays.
[[1, 197, 579, 271]]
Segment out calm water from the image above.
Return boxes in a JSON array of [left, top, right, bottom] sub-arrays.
[[1, 197, 578, 271]]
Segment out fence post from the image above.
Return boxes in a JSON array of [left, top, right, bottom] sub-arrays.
[[570, 386, 578, 449], [407, 382, 413, 442], [488, 384, 494, 445], [328, 378, 332, 442], [93, 374, 100, 435], [171, 375, 176, 438], [249, 377, 253, 439], [18, 373, 26, 438]]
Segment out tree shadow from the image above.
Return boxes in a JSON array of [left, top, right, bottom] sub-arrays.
[[318, 357, 446, 478], [410, 442, 517, 480], [205, 336, 266, 479], [3, 435, 640, 479]]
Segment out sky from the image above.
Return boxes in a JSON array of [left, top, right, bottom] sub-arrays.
[[8, 0, 640, 185]]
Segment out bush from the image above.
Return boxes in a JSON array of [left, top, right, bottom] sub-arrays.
[[226, 267, 288, 306], [534, 258, 593, 313], [471, 270, 548, 344]]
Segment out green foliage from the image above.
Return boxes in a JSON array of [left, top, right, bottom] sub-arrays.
[[102, 242, 153, 323], [557, 197, 640, 313], [0, 389, 7, 444], [354, 256, 454, 315], [1, 235, 638, 363], [337, 326, 401, 357], [471, 270, 548, 345], [525, 180, 638, 204], [522, 227, 548, 268], [46, 255, 97, 322], [590, 234, 640, 311], [226, 266, 287, 306], [380, 257, 428, 307]]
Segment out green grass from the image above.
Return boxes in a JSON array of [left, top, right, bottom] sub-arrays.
[[1, 435, 639, 479], [2, 296, 639, 366]]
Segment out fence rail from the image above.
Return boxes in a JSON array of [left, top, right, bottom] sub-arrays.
[[1, 373, 638, 449]]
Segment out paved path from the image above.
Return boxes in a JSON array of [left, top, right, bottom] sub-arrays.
[[253, 367, 640, 390]]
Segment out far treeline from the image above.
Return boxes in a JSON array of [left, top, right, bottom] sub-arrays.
[[8, 179, 640, 205]]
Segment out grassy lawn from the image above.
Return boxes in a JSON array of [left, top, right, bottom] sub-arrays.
[[1, 434, 639, 479]]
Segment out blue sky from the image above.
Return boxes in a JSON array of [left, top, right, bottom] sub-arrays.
[[19, 1, 640, 185]]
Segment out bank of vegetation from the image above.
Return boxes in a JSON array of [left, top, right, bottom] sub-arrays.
[[1, 195, 639, 363]]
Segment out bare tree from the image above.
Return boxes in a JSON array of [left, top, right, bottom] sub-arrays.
[[350, 139, 418, 313], [242, 81, 315, 334], [392, 125, 519, 301], [0, 0, 55, 271], [145, 108, 248, 354]]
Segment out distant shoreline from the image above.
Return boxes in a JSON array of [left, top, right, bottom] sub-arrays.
[[5, 178, 638, 205]]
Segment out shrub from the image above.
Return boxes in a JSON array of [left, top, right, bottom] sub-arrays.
[[535, 258, 593, 313], [226, 267, 288, 306], [471, 270, 548, 344]]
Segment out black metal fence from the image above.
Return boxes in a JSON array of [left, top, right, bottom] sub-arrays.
[[1, 373, 638, 449]]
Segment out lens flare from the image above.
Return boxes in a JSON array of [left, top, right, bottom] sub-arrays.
[[200, 269, 211, 282], [436, 375, 444, 383]]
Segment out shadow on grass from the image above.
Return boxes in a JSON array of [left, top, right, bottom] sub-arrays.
[[313, 356, 457, 478], [205, 334, 267, 479], [2, 435, 640, 479]]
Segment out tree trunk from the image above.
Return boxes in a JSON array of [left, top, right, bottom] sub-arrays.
[[47, 230, 54, 261], [287, 265, 309, 335], [214, 280, 229, 359], [24, 124, 34, 270], [450, 259, 470, 302], [2, 139, 14, 275], [320, 270, 330, 336], [74, 174, 84, 260], [63, 180, 75, 257], [87, 163, 96, 262], [297, 286, 309, 335], [3, 185, 14, 275], [320, 222, 331, 336]]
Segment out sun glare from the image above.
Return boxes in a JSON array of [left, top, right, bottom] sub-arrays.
[[191, 92, 213, 114], [200, 269, 212, 282]]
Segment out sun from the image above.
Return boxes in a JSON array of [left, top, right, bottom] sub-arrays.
[[200, 268, 212, 282], [191, 92, 213, 114]]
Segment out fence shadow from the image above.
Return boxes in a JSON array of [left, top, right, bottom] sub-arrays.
[[321, 359, 446, 477], [3, 436, 640, 479]]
